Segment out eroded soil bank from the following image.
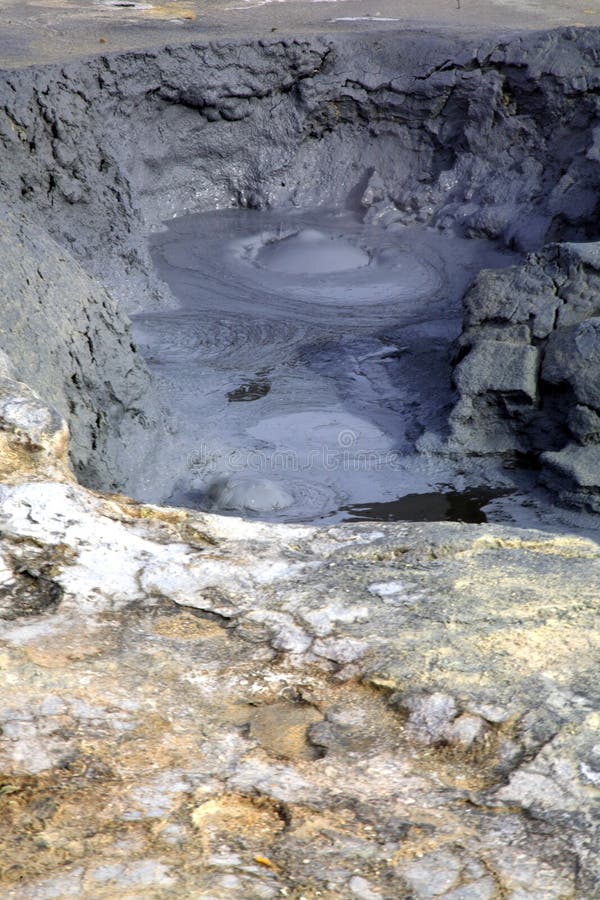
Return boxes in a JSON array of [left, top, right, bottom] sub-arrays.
[[0, 23, 598, 900]]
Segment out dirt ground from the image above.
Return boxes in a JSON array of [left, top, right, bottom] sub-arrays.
[[1, 0, 600, 68]]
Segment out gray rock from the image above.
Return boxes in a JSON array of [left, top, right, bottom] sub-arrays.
[[541, 444, 600, 511], [454, 341, 540, 402], [0, 204, 166, 498], [568, 405, 600, 445], [396, 849, 464, 898], [0, 376, 66, 454], [462, 263, 559, 339], [348, 875, 382, 899], [450, 245, 600, 508], [396, 691, 458, 744], [442, 713, 488, 748], [543, 318, 600, 409]]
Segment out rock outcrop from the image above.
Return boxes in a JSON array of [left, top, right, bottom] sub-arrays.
[[0, 204, 167, 498], [0, 423, 598, 897], [450, 242, 600, 510]]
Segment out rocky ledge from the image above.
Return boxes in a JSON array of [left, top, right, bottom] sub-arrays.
[[0, 392, 598, 899], [449, 242, 600, 512]]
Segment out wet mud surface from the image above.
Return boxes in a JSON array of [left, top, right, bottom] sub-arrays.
[[134, 208, 600, 537], [133, 207, 518, 523]]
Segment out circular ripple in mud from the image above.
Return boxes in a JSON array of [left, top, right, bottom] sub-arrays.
[[277, 476, 342, 521], [205, 474, 295, 514], [253, 228, 371, 275], [209, 474, 341, 521], [232, 226, 442, 307], [132, 310, 311, 369], [151, 209, 449, 317]]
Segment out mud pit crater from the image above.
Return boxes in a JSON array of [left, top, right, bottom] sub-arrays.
[[0, 24, 600, 900], [1, 28, 600, 533], [250, 226, 372, 275]]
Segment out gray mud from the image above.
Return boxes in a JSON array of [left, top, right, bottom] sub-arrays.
[[132, 207, 517, 523], [133, 207, 600, 535]]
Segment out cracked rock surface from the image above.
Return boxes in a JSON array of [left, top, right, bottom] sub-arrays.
[[0, 474, 598, 898], [449, 242, 600, 509]]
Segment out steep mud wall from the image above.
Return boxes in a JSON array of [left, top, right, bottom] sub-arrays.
[[1, 28, 600, 501], [0, 204, 166, 495], [3, 30, 600, 306]]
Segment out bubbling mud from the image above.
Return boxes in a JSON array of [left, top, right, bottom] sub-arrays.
[[133, 207, 524, 523], [253, 229, 370, 275]]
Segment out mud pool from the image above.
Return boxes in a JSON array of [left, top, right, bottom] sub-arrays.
[[132, 207, 520, 524]]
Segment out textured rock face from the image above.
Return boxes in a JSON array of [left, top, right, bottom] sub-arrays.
[[0, 204, 166, 497], [450, 242, 600, 510], [0, 473, 598, 898]]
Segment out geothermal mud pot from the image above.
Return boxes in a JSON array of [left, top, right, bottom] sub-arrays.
[[0, 25, 599, 900], [137, 207, 519, 522]]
